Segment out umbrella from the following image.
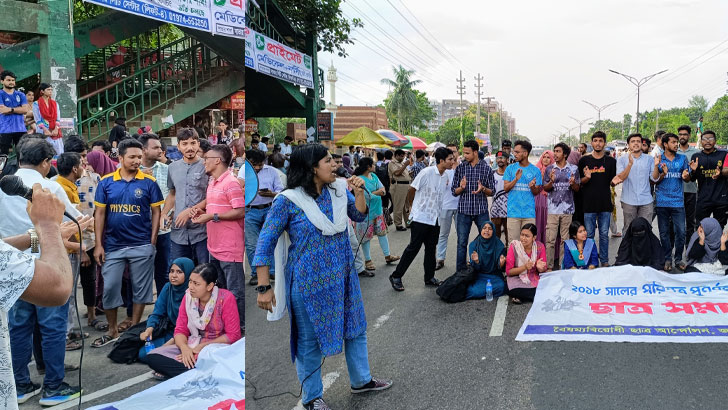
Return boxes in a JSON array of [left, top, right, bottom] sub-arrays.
[[402, 136, 428, 150], [336, 127, 394, 147], [427, 141, 445, 151], [377, 129, 408, 147]]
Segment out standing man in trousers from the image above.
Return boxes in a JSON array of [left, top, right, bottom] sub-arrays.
[[388, 149, 412, 231]]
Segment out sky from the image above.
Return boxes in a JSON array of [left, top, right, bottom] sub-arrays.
[[319, 0, 728, 145]]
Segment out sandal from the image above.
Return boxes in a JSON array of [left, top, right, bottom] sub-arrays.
[[91, 335, 118, 348], [365, 260, 376, 271], [149, 371, 167, 381], [67, 331, 89, 341], [358, 270, 375, 278], [66, 340, 82, 351], [511, 297, 523, 305], [385, 255, 400, 264], [89, 319, 109, 332], [117, 319, 133, 333]]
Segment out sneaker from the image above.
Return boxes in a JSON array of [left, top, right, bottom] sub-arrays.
[[38, 382, 82, 406], [303, 397, 331, 410], [16, 382, 41, 404], [351, 378, 393, 394]]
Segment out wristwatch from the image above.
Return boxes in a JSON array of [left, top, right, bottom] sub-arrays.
[[28, 229, 39, 253], [255, 284, 272, 294], [213, 213, 220, 222]]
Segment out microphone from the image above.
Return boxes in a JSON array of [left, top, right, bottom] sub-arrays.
[[0, 175, 78, 221]]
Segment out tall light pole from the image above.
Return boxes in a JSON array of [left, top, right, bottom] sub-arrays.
[[456, 70, 466, 147], [569, 116, 592, 143], [582, 100, 618, 127], [608, 69, 668, 132], [561, 125, 577, 146]]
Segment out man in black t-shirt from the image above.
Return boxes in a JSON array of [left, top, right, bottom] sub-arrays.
[[688, 130, 728, 228], [579, 131, 617, 266]]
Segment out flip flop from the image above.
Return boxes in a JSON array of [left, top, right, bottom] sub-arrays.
[[511, 297, 523, 305], [117, 319, 133, 333], [67, 331, 89, 341], [91, 335, 118, 348], [149, 371, 167, 381], [65, 340, 82, 351], [89, 319, 109, 332]]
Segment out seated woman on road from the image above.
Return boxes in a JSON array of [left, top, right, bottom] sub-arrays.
[[146, 264, 241, 379], [614, 217, 662, 271], [506, 223, 547, 304], [685, 218, 728, 275], [466, 221, 506, 299], [562, 221, 599, 270], [137, 257, 193, 364]]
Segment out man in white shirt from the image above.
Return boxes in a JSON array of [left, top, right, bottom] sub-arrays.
[[280, 135, 293, 169], [258, 135, 269, 152], [435, 144, 460, 270], [389, 147, 455, 292]]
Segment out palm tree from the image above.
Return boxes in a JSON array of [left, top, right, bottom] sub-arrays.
[[381, 65, 421, 134]]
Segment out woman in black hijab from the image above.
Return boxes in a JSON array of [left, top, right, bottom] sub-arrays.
[[615, 217, 663, 270]]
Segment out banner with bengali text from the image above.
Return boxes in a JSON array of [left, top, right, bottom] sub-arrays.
[[244, 27, 314, 88], [210, 0, 246, 38], [84, 0, 213, 32], [516, 266, 728, 343]]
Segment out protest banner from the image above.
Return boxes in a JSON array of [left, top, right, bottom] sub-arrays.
[[245, 28, 315, 88], [89, 338, 244, 410], [210, 0, 246, 38], [516, 266, 728, 343], [84, 0, 213, 32]]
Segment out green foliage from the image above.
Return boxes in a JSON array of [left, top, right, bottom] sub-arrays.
[[384, 89, 434, 134], [434, 104, 515, 149], [417, 130, 437, 144], [704, 95, 728, 144], [277, 0, 362, 57], [255, 117, 305, 141], [381, 65, 422, 134]]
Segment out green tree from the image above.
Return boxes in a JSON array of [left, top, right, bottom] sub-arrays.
[[437, 116, 474, 147], [688, 95, 710, 116], [704, 95, 728, 144], [381, 65, 422, 134], [278, 0, 362, 57], [255, 117, 305, 142], [384, 89, 434, 134]]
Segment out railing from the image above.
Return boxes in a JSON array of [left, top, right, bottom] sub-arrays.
[[77, 37, 227, 141]]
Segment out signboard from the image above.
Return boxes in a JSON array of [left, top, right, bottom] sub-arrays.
[[84, 0, 213, 32], [245, 28, 314, 88], [230, 91, 245, 110], [244, 118, 258, 134], [517, 266, 728, 343], [474, 132, 490, 147], [317, 112, 333, 141], [210, 0, 246, 38]]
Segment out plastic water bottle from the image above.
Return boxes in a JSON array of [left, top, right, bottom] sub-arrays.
[[144, 337, 154, 355], [486, 280, 493, 302]]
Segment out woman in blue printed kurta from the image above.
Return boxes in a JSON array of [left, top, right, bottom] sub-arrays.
[[253, 144, 392, 410]]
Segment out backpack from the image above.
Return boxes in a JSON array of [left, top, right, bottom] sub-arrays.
[[375, 162, 390, 192], [107, 317, 172, 364], [436, 267, 477, 303]]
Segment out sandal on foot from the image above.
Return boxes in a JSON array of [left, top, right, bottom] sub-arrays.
[[365, 260, 376, 271], [67, 331, 89, 341], [117, 320, 133, 333], [358, 270, 375, 278], [149, 371, 167, 381], [65, 340, 82, 351], [511, 297, 523, 305], [91, 335, 118, 348], [385, 255, 400, 264], [89, 319, 109, 332]]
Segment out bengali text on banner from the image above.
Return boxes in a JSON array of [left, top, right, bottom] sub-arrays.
[[244, 27, 314, 88], [84, 0, 213, 32]]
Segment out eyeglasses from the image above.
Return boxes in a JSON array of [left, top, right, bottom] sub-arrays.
[[701, 136, 716, 142]]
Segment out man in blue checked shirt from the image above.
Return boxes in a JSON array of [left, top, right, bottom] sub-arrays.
[[451, 139, 495, 271]]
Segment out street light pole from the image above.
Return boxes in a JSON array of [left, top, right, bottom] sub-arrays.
[[608, 69, 668, 133], [568, 116, 592, 143], [582, 100, 618, 129]]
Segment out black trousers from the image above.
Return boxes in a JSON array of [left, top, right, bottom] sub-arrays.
[[696, 203, 728, 229], [684, 192, 697, 249], [507, 287, 537, 302], [0, 132, 24, 155], [79, 249, 97, 307], [392, 221, 439, 282], [147, 353, 190, 378]]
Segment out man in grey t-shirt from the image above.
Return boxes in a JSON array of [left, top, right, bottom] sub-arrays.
[[161, 129, 209, 264]]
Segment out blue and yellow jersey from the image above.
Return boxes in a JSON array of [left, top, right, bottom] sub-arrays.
[[94, 169, 165, 252]]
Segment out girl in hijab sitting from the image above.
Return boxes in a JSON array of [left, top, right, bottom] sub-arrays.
[[506, 224, 547, 304], [146, 264, 241, 379], [685, 218, 728, 275], [615, 217, 663, 270], [562, 221, 599, 270], [466, 221, 507, 299], [138, 258, 193, 364]]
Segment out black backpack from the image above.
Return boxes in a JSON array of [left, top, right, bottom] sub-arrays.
[[375, 162, 390, 192], [436, 267, 477, 303], [107, 317, 172, 364]]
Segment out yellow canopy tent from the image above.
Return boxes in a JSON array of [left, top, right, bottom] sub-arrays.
[[335, 127, 394, 148]]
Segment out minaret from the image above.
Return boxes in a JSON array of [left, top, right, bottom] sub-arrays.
[[326, 62, 338, 117]]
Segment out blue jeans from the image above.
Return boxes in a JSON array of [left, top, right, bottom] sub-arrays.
[[9, 299, 69, 389], [291, 287, 371, 404], [584, 212, 611, 265], [657, 207, 686, 263], [154, 233, 172, 295], [170, 237, 209, 265], [436, 209, 457, 261], [455, 212, 490, 271], [245, 206, 274, 277]]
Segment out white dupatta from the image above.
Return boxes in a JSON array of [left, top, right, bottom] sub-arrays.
[[267, 179, 349, 321]]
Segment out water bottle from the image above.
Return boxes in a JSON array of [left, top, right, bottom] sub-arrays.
[[486, 280, 493, 302], [144, 337, 154, 355]]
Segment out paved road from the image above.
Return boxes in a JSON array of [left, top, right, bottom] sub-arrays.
[[244, 195, 728, 410]]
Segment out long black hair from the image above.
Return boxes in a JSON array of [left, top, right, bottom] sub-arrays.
[[353, 157, 374, 176], [287, 143, 336, 199]]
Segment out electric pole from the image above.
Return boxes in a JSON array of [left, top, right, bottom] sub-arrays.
[[456, 70, 466, 147], [474, 73, 483, 135], [483, 96, 495, 148], [655, 108, 661, 134]]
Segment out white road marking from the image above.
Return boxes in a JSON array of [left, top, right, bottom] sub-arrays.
[[292, 372, 340, 410], [489, 297, 509, 337], [373, 309, 395, 330], [53, 372, 152, 409]]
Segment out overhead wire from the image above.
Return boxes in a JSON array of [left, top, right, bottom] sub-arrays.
[[642, 37, 728, 91]]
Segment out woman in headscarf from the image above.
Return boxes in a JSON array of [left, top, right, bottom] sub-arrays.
[[506, 223, 547, 304], [568, 150, 584, 224], [615, 217, 663, 270], [685, 218, 728, 275], [138, 257, 194, 365], [466, 221, 507, 299], [535, 150, 554, 245], [342, 153, 354, 175], [253, 144, 392, 410], [87, 150, 117, 177], [562, 221, 599, 269]]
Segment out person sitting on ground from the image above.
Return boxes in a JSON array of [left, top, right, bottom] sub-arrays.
[[685, 217, 728, 275], [466, 221, 506, 300], [614, 217, 663, 270], [138, 257, 194, 364], [145, 264, 241, 379], [505, 223, 547, 304], [562, 221, 599, 270]]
